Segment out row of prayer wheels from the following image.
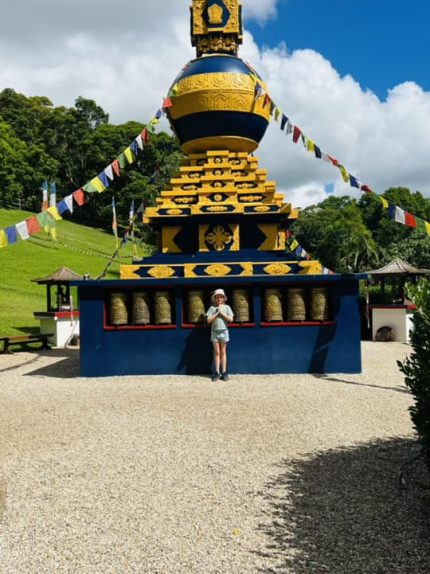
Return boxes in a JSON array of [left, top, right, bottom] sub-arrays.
[[110, 291, 173, 326], [264, 287, 329, 322], [109, 287, 329, 326]]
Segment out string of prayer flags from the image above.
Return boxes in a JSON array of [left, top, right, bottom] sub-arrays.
[[264, 91, 430, 238]]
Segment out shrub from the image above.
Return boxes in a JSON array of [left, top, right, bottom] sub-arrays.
[[398, 278, 430, 472]]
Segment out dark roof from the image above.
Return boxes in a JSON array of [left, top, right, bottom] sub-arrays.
[[31, 266, 83, 284], [365, 258, 430, 276]]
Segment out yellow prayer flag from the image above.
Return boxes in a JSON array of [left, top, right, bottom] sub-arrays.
[[124, 147, 134, 165], [380, 197, 389, 209], [274, 107, 281, 121], [50, 226, 58, 242], [46, 206, 62, 221], [426, 221, 430, 237], [339, 165, 350, 183], [149, 117, 159, 127], [0, 229, 8, 248], [307, 139, 315, 153], [89, 177, 106, 193], [290, 239, 299, 251]]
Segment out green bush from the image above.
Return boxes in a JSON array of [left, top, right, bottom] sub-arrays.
[[398, 279, 430, 472]]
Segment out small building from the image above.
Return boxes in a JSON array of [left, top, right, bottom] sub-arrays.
[[366, 258, 430, 343], [32, 267, 81, 348]]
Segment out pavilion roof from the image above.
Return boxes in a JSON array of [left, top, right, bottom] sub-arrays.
[[365, 258, 430, 277], [31, 266, 83, 284]]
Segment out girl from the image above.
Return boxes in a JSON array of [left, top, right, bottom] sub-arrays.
[[206, 289, 234, 381]]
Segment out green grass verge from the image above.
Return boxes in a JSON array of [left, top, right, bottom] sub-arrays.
[[0, 209, 148, 337]]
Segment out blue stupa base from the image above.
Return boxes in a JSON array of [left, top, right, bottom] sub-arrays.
[[75, 274, 363, 377]]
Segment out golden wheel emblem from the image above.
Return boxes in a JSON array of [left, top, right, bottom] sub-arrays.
[[206, 225, 233, 251], [205, 264, 232, 277]]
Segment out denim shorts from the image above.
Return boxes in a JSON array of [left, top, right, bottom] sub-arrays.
[[211, 330, 230, 343]]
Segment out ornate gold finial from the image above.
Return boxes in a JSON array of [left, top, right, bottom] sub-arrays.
[[191, 0, 243, 57]]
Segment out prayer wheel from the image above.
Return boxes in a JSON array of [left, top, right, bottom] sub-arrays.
[[311, 288, 329, 321], [232, 289, 250, 323], [131, 291, 151, 325], [188, 290, 206, 323], [287, 288, 306, 322], [154, 291, 172, 325], [110, 292, 129, 326], [264, 289, 283, 322]]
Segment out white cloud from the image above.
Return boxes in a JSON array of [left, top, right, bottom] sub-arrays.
[[0, 1, 429, 208]]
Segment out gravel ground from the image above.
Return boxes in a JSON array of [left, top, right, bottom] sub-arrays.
[[0, 342, 429, 574]]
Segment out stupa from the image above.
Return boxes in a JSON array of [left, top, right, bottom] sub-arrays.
[[75, 0, 363, 376]]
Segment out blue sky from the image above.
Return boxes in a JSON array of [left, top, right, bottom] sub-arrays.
[[247, 0, 429, 100], [0, 0, 429, 206]]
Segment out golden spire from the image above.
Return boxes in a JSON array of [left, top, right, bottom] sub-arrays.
[[190, 0, 243, 57]]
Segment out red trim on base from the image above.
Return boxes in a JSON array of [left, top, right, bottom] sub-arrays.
[[34, 311, 80, 319], [104, 325, 177, 331], [261, 321, 336, 327]]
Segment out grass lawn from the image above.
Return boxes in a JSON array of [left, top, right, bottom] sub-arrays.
[[0, 209, 149, 337]]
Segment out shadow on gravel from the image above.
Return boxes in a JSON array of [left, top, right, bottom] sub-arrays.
[[24, 349, 80, 379], [258, 438, 430, 574], [313, 374, 410, 395]]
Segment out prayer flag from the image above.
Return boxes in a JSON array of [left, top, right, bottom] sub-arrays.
[[135, 134, 144, 150], [163, 97, 173, 109], [88, 177, 106, 193], [361, 184, 373, 194], [112, 196, 119, 249], [394, 206, 406, 225], [57, 200, 69, 215], [26, 216, 41, 235], [404, 211, 416, 228], [111, 159, 120, 177], [118, 153, 127, 169], [47, 206, 62, 221], [306, 139, 315, 153], [16, 221, 30, 241], [124, 147, 134, 164], [0, 229, 7, 248], [293, 126, 302, 143], [426, 221, 430, 237], [141, 128, 149, 144], [49, 182, 57, 207], [274, 107, 281, 122], [314, 145, 322, 159], [64, 194, 74, 214], [281, 114, 288, 130], [286, 121, 293, 135], [37, 211, 52, 227], [73, 189, 86, 206], [5, 226, 17, 245], [41, 180, 49, 211], [349, 175, 360, 188], [98, 171, 110, 188], [339, 165, 350, 183], [415, 217, 427, 234], [83, 181, 98, 193], [104, 164, 115, 181], [269, 101, 276, 116], [130, 140, 139, 157], [263, 93, 271, 108], [155, 108, 163, 120], [380, 196, 389, 209]]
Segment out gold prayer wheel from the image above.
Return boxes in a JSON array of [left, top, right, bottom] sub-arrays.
[[188, 290, 206, 323], [232, 289, 250, 323], [311, 288, 329, 321], [154, 291, 172, 325], [264, 289, 283, 322], [288, 288, 306, 322], [110, 292, 129, 326], [131, 291, 151, 325]]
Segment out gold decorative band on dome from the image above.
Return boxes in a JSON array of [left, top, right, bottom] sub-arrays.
[[169, 73, 271, 122], [182, 136, 258, 154]]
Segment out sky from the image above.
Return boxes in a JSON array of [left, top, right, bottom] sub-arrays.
[[0, 0, 429, 209]]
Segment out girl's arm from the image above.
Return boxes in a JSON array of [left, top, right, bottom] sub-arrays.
[[206, 309, 220, 324], [218, 307, 234, 323]]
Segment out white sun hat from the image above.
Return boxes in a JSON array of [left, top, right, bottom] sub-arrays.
[[212, 288, 227, 302]]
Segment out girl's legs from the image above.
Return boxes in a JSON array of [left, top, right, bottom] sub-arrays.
[[213, 341, 221, 375], [220, 342, 227, 374]]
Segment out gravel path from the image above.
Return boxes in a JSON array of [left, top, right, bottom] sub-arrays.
[[1, 342, 429, 573]]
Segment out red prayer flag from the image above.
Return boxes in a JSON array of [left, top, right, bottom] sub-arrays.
[[163, 97, 173, 109], [361, 184, 373, 193], [293, 126, 302, 143], [263, 93, 271, 108], [141, 128, 150, 144], [405, 212, 417, 228], [73, 189, 86, 206], [26, 216, 41, 235], [111, 160, 120, 178], [327, 155, 339, 167]]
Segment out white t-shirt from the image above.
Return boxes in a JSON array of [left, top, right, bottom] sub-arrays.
[[206, 304, 234, 332]]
